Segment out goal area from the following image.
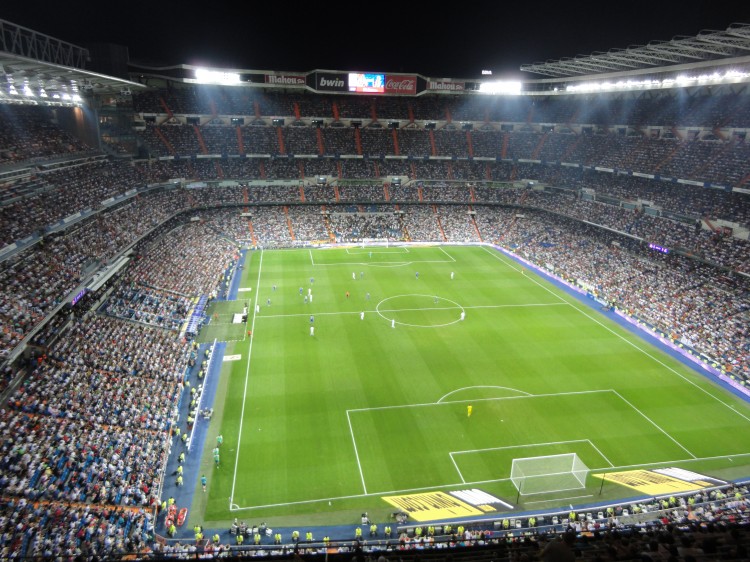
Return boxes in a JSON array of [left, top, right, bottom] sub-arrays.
[[510, 453, 590, 495]]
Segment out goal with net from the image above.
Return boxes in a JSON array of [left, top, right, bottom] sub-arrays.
[[510, 453, 589, 495]]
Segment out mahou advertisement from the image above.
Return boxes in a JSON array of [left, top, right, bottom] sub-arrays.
[[427, 81, 466, 92], [265, 75, 306, 86]]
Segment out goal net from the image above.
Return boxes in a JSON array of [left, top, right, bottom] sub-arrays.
[[510, 453, 589, 495]]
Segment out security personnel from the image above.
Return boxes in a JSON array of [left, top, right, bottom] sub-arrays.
[[369, 523, 377, 537], [384, 525, 391, 538], [291, 530, 300, 542], [414, 526, 422, 538], [213, 533, 220, 545], [323, 536, 330, 547], [254, 533, 261, 545], [444, 524, 452, 536], [305, 531, 313, 542], [274, 532, 282, 545], [427, 525, 434, 537], [354, 527, 362, 540], [236, 532, 244, 546]]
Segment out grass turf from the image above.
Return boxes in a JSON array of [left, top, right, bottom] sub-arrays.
[[195, 245, 750, 528]]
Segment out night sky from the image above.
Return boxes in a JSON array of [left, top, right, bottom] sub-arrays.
[[2, 1, 749, 78]]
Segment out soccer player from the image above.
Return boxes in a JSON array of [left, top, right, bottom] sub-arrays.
[[201, 474, 207, 492], [365, 292, 370, 301], [310, 315, 314, 324], [415, 271, 419, 279], [460, 311, 465, 321], [214, 451, 220, 468], [391, 319, 395, 328], [217, 435, 223, 447], [353, 272, 356, 280], [299, 287, 303, 295], [345, 291, 350, 299], [360, 311, 364, 320], [266, 298, 271, 306], [467, 404, 473, 417], [451, 271, 454, 280], [310, 325, 315, 336]]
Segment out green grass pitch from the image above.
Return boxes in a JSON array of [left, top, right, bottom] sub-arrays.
[[193, 245, 750, 528]]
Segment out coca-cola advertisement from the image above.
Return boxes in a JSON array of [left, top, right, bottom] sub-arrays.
[[385, 75, 417, 95]]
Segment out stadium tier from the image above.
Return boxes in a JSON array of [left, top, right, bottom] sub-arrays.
[[1, 22, 750, 562]]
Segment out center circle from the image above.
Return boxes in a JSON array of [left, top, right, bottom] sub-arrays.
[[375, 294, 465, 328]]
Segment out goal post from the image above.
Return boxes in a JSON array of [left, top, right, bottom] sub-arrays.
[[511, 453, 590, 495]]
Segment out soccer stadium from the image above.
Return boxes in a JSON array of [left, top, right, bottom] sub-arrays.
[[1, 15, 750, 562]]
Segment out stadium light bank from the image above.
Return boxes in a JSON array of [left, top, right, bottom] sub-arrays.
[[477, 80, 523, 95], [193, 68, 241, 85], [565, 69, 750, 93], [0, 83, 82, 107]]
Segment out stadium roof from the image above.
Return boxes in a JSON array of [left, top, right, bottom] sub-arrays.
[[0, 19, 145, 104], [520, 22, 750, 77]]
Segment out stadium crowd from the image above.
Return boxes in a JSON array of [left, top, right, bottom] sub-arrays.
[[0, 85, 749, 559]]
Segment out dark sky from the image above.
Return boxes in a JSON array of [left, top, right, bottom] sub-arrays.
[[2, 1, 749, 79]]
